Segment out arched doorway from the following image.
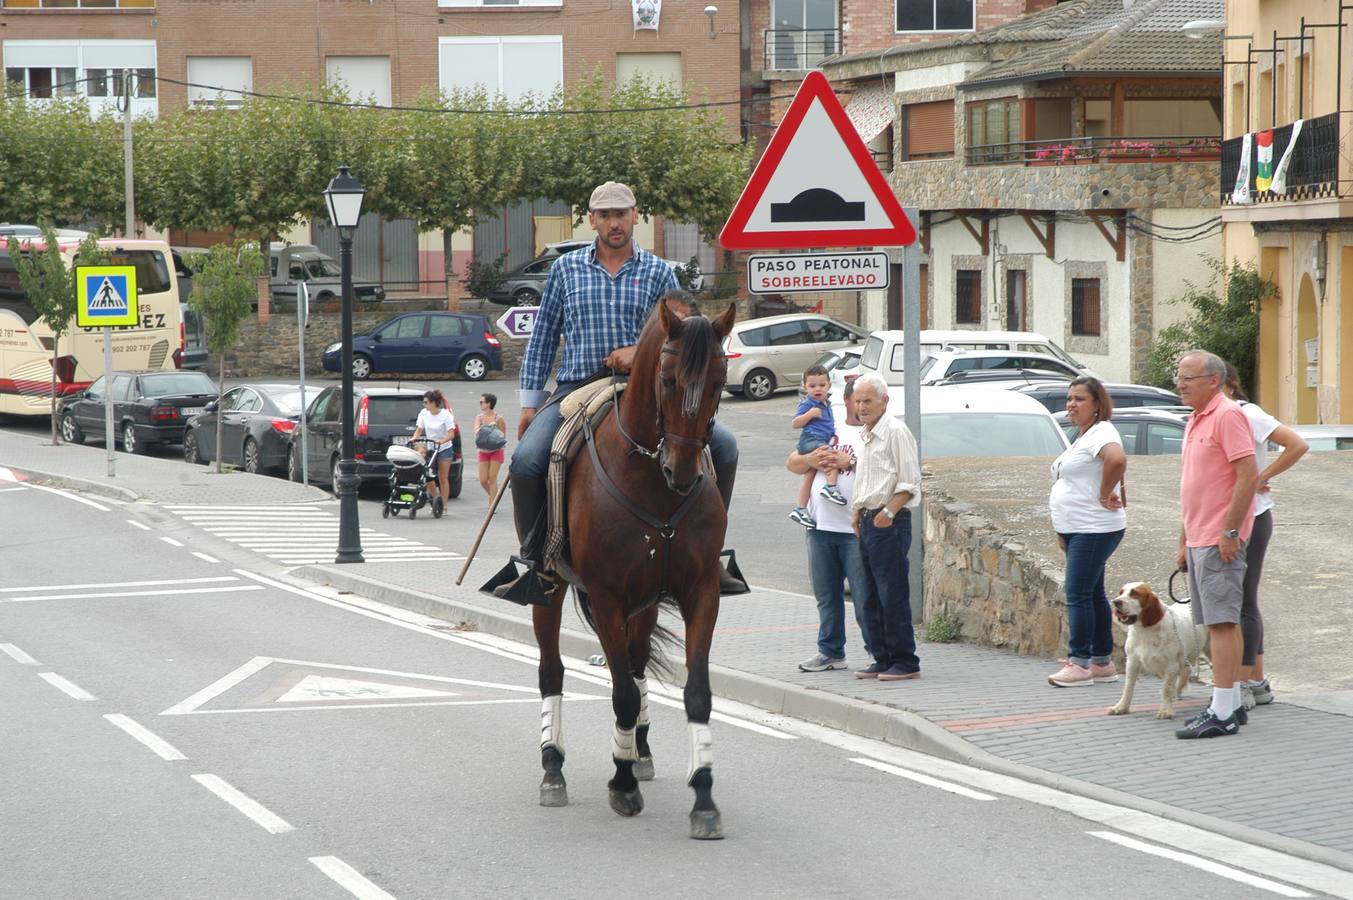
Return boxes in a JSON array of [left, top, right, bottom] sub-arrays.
[[1296, 274, 1318, 424]]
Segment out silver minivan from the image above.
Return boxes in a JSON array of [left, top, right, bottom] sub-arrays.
[[723, 313, 866, 400], [269, 243, 385, 305]]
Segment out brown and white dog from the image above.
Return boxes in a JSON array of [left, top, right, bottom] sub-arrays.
[[1106, 581, 1209, 719]]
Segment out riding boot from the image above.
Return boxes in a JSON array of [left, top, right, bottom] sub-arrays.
[[712, 456, 749, 595], [482, 474, 556, 606]]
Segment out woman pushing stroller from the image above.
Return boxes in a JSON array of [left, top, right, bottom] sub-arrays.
[[412, 389, 457, 511]]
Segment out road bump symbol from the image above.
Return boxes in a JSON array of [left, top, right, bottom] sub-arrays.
[[771, 188, 865, 223]]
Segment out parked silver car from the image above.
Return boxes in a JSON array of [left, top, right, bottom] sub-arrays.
[[723, 313, 866, 401]]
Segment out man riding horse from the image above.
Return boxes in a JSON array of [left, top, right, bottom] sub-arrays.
[[494, 180, 745, 604]]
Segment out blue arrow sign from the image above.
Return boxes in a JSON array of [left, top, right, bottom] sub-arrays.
[[496, 306, 540, 340]]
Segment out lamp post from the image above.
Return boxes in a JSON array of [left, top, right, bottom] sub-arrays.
[[324, 165, 366, 564]]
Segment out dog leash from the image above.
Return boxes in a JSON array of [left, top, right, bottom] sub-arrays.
[[1168, 566, 1191, 604]]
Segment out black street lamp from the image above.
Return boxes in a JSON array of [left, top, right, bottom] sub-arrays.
[[324, 165, 366, 564]]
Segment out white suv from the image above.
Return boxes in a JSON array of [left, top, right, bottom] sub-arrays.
[[858, 329, 1084, 386], [723, 313, 866, 400], [917, 349, 1087, 385]]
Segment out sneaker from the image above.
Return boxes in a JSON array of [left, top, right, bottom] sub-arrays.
[[1240, 683, 1257, 711], [1089, 662, 1119, 683], [788, 507, 817, 528], [819, 484, 849, 506], [1249, 678, 1274, 705], [855, 661, 887, 679], [798, 653, 846, 673], [1234, 704, 1248, 726], [878, 664, 921, 682], [1175, 708, 1240, 739], [1047, 660, 1093, 687]]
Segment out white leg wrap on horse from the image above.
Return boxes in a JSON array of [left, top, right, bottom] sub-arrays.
[[635, 677, 650, 729], [540, 695, 563, 754], [611, 724, 639, 762], [686, 722, 714, 783]]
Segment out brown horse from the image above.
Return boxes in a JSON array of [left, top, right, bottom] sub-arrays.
[[532, 293, 736, 840]]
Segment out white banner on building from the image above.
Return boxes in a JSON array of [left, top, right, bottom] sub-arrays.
[[633, 0, 661, 30], [1270, 119, 1305, 196], [1231, 132, 1253, 205]]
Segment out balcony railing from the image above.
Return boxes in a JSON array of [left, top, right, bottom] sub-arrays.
[[1221, 111, 1340, 205], [763, 28, 841, 71], [967, 135, 1221, 166]]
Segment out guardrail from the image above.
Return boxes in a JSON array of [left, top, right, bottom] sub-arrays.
[[763, 28, 841, 71]]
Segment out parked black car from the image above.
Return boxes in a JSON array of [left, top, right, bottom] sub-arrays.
[[184, 383, 320, 475], [1012, 381, 1181, 413], [287, 384, 463, 497], [58, 370, 217, 453], [321, 312, 503, 381]]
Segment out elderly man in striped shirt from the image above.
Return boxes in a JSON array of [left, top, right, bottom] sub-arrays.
[[497, 181, 741, 603]]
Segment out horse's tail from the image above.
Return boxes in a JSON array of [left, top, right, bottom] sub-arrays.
[[570, 588, 681, 680], [572, 587, 597, 632]]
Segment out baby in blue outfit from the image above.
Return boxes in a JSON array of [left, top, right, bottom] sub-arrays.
[[789, 365, 846, 528]]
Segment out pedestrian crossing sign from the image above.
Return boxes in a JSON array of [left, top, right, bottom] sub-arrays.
[[76, 265, 139, 328]]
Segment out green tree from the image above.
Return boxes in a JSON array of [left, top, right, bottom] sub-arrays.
[[5, 228, 107, 444], [0, 94, 123, 226], [1143, 258, 1274, 396], [187, 243, 265, 472]]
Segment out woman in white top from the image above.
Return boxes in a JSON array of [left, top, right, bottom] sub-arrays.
[[411, 389, 457, 509], [1223, 363, 1308, 708], [1047, 376, 1128, 688]]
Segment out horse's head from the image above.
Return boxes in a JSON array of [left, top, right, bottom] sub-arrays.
[[654, 293, 736, 495]]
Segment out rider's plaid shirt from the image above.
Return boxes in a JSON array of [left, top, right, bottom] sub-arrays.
[[518, 241, 678, 409]]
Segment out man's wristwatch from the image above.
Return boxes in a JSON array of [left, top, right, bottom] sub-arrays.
[[1221, 528, 1240, 540], [882, 508, 896, 520]]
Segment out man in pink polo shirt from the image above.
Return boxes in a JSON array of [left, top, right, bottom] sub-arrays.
[[1174, 349, 1258, 739]]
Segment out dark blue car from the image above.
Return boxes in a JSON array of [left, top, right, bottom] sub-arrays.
[[323, 312, 503, 381]]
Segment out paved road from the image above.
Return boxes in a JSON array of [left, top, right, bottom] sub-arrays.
[[0, 481, 1315, 899]]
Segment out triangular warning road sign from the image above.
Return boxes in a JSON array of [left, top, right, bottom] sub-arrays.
[[720, 71, 916, 251]]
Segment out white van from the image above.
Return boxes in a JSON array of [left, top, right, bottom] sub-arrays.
[[858, 329, 1085, 386]]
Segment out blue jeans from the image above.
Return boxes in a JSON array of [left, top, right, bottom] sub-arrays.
[[1059, 529, 1125, 667], [858, 510, 919, 673], [509, 382, 738, 480], [807, 528, 875, 660]]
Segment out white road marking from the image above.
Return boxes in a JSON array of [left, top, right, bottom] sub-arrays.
[[165, 505, 324, 511], [126, 519, 151, 531], [160, 655, 273, 716], [1, 585, 264, 604], [173, 697, 597, 715], [0, 576, 238, 594], [1088, 832, 1311, 898], [191, 774, 293, 834], [192, 552, 221, 564], [103, 714, 187, 760], [278, 674, 457, 703], [169, 508, 457, 566], [160, 536, 184, 547], [19, 482, 110, 511], [309, 856, 397, 900], [850, 757, 997, 801], [0, 643, 40, 665], [0, 486, 26, 493], [38, 672, 96, 700]]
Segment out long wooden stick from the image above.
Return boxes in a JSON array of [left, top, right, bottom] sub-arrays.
[[456, 474, 511, 585]]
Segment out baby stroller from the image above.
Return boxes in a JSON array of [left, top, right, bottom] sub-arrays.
[[383, 437, 444, 519]]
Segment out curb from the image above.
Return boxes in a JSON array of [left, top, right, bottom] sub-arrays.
[[296, 564, 1353, 875], [1, 464, 140, 503]]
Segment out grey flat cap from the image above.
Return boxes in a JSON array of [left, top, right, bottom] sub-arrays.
[[589, 181, 637, 211]]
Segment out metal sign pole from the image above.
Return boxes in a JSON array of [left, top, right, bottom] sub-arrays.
[[103, 327, 115, 477], [901, 206, 922, 623], [297, 281, 309, 486]]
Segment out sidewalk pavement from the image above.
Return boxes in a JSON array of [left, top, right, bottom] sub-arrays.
[[3, 428, 1351, 874]]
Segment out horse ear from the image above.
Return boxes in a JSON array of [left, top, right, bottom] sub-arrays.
[[713, 302, 737, 339], [659, 298, 682, 337]]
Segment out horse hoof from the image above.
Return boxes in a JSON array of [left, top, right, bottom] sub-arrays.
[[540, 777, 569, 808], [608, 787, 644, 817], [634, 757, 655, 782], [689, 809, 724, 840]]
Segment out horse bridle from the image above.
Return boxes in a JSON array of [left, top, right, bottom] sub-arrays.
[[610, 341, 716, 461]]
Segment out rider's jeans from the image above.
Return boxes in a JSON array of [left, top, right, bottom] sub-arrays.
[[509, 382, 738, 481]]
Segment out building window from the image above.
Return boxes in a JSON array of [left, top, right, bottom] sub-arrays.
[[768, 0, 840, 70], [1071, 278, 1101, 336], [438, 36, 562, 105], [616, 52, 682, 87], [187, 57, 252, 107], [902, 99, 954, 160], [955, 269, 981, 324], [438, 0, 560, 7], [3, 40, 157, 114], [1, 0, 154, 7], [326, 56, 391, 107], [967, 97, 1020, 162], [897, 0, 973, 32]]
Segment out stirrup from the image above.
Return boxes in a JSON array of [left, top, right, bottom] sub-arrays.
[[718, 549, 749, 595], [482, 556, 556, 607]]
